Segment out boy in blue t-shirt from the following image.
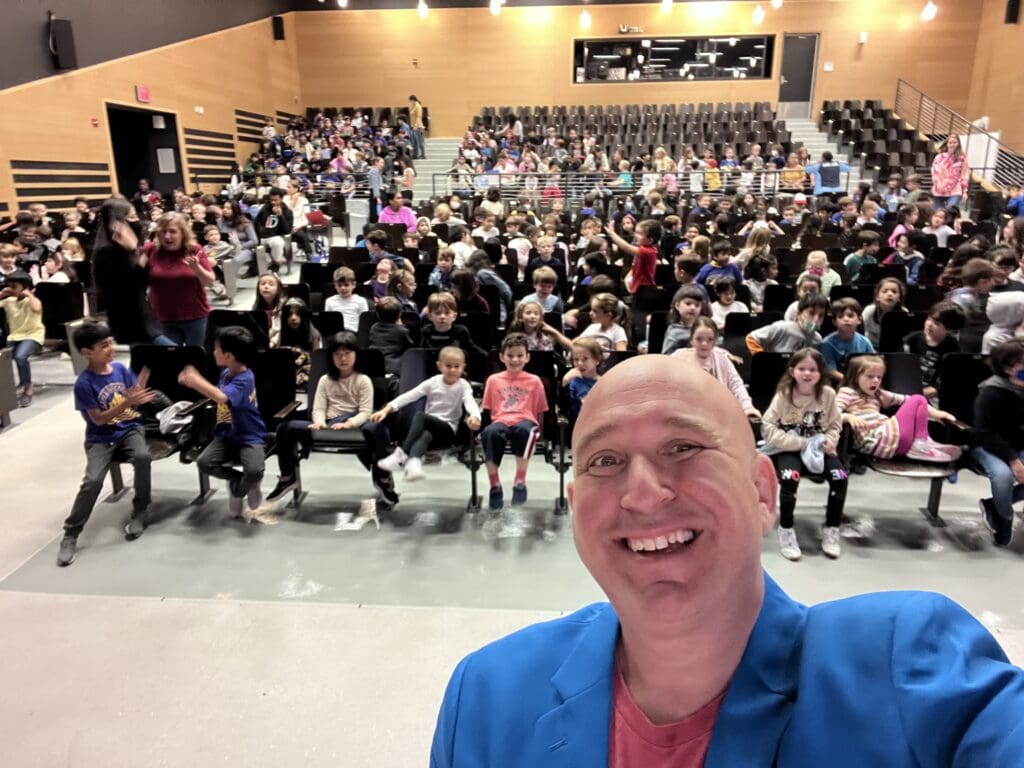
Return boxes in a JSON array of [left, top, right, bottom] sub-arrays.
[[59, 320, 156, 567], [178, 326, 272, 523], [820, 297, 875, 384], [696, 240, 744, 287], [562, 338, 602, 429]]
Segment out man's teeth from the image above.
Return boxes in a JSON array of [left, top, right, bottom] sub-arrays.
[[627, 529, 696, 552]]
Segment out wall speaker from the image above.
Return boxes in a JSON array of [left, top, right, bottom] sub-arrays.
[[1007, 0, 1020, 24], [51, 19, 78, 70], [272, 15, 285, 40]]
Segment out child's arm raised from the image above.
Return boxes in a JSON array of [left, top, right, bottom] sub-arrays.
[[603, 224, 638, 257], [177, 364, 227, 403]]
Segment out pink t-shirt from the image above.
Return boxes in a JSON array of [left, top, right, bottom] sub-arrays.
[[481, 370, 548, 427], [609, 664, 725, 768]]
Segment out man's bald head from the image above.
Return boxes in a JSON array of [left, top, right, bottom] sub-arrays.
[[573, 355, 756, 461]]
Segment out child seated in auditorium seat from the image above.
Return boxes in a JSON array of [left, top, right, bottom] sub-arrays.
[[903, 300, 964, 403], [57, 320, 155, 567], [372, 346, 481, 482], [370, 296, 414, 376], [0, 270, 44, 407], [820, 297, 875, 385], [325, 266, 369, 332], [480, 333, 549, 511], [747, 294, 828, 354]]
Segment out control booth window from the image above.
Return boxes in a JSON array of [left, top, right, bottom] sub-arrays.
[[574, 35, 775, 83]]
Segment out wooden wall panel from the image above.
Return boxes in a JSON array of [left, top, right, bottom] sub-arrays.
[[967, 0, 1024, 151], [294, 0, 981, 137], [0, 15, 302, 210]]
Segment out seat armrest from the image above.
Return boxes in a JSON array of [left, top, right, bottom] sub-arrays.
[[274, 401, 301, 421], [180, 398, 212, 417]]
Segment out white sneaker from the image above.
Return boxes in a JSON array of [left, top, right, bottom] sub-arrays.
[[778, 527, 802, 561], [404, 457, 425, 482], [822, 526, 841, 559], [377, 447, 407, 473]]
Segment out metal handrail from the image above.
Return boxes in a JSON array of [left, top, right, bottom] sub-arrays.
[[893, 79, 1024, 191], [430, 168, 853, 201]]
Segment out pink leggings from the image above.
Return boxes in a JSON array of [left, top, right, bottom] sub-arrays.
[[894, 394, 930, 455]]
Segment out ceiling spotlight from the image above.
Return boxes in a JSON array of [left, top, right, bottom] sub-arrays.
[[771, 0, 783, 7], [336, 0, 347, 7], [418, 0, 428, 18], [920, 1, 937, 21], [579, 8, 591, 28], [752, 4, 766, 24], [661, 0, 673, 13], [490, 0, 500, 15]]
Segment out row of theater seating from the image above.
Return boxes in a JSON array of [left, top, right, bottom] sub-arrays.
[[818, 99, 930, 179]]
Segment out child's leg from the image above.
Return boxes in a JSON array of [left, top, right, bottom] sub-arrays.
[[509, 420, 540, 486], [197, 438, 237, 486], [406, 414, 455, 459], [118, 428, 152, 515], [893, 394, 931, 454], [481, 423, 510, 486], [63, 442, 117, 537], [12, 339, 40, 393], [971, 446, 1017, 523], [401, 411, 429, 456], [360, 419, 392, 461], [234, 443, 266, 501], [274, 420, 310, 479], [822, 455, 849, 528], [772, 453, 801, 529]]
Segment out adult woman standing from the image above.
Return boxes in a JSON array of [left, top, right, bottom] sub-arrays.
[[143, 212, 215, 346], [284, 180, 311, 259], [931, 135, 971, 210], [91, 198, 167, 345]]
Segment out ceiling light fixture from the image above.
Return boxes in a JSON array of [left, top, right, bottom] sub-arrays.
[[920, 1, 937, 21], [489, 0, 501, 16], [336, 0, 347, 7], [580, 8, 591, 29], [771, 0, 783, 8], [418, 0, 428, 18], [752, 4, 766, 24], [661, 0, 673, 13]]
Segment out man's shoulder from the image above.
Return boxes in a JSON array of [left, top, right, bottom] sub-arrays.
[[460, 602, 613, 680], [804, 589, 957, 641]]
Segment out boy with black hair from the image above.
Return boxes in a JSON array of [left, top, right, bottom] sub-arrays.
[[746, 293, 828, 354], [695, 240, 744, 286], [179, 326, 273, 523], [903, 300, 965, 401], [325, 266, 369, 331], [821, 297, 875, 384], [255, 188, 292, 270], [369, 296, 414, 376], [58, 321, 155, 566], [843, 230, 881, 285], [0, 270, 44, 407], [480, 333, 549, 510], [366, 228, 406, 269]]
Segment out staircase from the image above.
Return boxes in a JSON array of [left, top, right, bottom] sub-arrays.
[[785, 117, 874, 192], [412, 138, 461, 203]]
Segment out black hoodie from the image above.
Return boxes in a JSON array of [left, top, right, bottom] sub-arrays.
[[973, 375, 1024, 463]]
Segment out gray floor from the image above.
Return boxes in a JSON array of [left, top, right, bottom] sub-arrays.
[[2, 267, 1024, 766]]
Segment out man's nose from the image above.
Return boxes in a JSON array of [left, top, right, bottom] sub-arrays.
[[620, 455, 676, 512]]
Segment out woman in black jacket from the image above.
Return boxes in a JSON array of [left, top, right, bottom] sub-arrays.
[[91, 198, 169, 345], [972, 339, 1024, 546]]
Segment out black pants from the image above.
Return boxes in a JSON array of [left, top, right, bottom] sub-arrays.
[[772, 452, 848, 529], [402, 412, 461, 459]]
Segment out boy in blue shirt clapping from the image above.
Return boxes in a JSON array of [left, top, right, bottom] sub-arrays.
[[58, 321, 155, 567], [178, 326, 274, 524]]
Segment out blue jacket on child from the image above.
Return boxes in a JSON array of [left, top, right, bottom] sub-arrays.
[[431, 573, 1024, 767]]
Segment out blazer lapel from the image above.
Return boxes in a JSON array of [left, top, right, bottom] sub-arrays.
[[534, 604, 620, 767], [706, 573, 806, 767]]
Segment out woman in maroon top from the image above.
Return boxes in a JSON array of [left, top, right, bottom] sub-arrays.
[[142, 212, 215, 346]]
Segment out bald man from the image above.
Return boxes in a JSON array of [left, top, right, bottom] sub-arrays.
[[431, 356, 1024, 767]]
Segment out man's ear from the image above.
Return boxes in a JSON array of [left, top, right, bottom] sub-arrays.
[[752, 453, 778, 534]]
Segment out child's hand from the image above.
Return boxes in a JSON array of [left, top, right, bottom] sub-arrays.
[[466, 415, 481, 431], [177, 365, 200, 387], [309, 422, 325, 431], [330, 420, 351, 430], [934, 409, 957, 424], [744, 406, 762, 421], [844, 415, 870, 433], [823, 439, 837, 456], [125, 384, 155, 406], [369, 409, 389, 423]]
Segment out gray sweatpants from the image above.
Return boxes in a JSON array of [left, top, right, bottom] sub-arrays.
[[64, 427, 151, 537]]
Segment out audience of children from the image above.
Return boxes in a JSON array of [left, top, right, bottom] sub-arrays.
[[861, 277, 910, 348], [820, 298, 875, 384], [671, 316, 759, 418]]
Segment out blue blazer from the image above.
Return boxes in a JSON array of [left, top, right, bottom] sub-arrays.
[[431, 574, 1024, 767]]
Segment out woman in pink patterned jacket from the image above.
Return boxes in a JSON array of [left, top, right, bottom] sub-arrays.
[[930, 135, 971, 209]]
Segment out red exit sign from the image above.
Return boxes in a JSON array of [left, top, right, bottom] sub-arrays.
[[135, 85, 151, 103]]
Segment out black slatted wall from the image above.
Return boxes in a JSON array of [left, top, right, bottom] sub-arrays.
[[11, 160, 112, 210], [184, 128, 237, 187], [235, 108, 268, 146]]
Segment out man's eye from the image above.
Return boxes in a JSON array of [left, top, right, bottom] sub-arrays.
[[670, 443, 700, 455], [588, 454, 619, 469]]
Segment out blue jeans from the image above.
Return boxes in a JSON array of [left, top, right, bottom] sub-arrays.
[[9, 339, 41, 388], [161, 317, 207, 347], [971, 447, 1024, 523], [933, 195, 962, 210], [412, 128, 426, 159]]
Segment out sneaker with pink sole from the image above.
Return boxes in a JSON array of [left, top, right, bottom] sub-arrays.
[[905, 438, 960, 463]]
